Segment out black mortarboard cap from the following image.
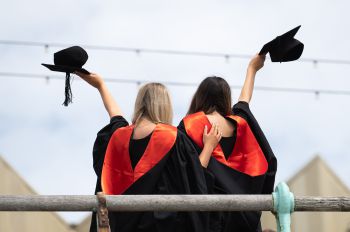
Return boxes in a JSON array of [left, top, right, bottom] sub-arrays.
[[42, 46, 90, 106], [259, 25, 304, 62]]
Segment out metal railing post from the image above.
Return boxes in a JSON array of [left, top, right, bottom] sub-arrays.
[[96, 192, 110, 232], [272, 182, 295, 232]]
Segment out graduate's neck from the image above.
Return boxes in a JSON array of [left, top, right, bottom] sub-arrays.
[[133, 117, 157, 139]]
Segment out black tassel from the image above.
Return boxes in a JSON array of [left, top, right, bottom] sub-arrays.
[[63, 72, 73, 106]]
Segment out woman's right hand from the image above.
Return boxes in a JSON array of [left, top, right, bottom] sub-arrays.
[[238, 54, 266, 103], [75, 71, 104, 90], [203, 123, 222, 151], [75, 71, 123, 118]]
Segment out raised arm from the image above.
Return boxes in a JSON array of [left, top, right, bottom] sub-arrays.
[[75, 72, 123, 118], [238, 54, 266, 103]]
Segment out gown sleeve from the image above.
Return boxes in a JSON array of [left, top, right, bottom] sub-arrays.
[[92, 116, 129, 178], [232, 101, 277, 194], [147, 131, 209, 232], [90, 116, 129, 232], [177, 120, 216, 194], [162, 131, 208, 194]]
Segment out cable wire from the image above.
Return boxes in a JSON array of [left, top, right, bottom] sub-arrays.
[[1, 71, 350, 96], [1, 40, 350, 65]]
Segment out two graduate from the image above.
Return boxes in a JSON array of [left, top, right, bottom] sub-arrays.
[[41, 25, 307, 232], [74, 52, 276, 232]]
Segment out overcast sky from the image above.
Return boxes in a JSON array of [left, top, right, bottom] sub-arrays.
[[1, 0, 350, 225]]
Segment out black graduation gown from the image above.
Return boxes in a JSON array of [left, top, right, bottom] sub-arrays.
[[90, 116, 209, 232], [178, 101, 277, 232]]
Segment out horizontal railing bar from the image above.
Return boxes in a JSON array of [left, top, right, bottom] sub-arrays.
[[0, 195, 96, 212], [294, 197, 350, 211], [106, 195, 273, 212], [0, 195, 349, 212]]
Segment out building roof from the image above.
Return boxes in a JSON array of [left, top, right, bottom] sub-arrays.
[[0, 155, 75, 232]]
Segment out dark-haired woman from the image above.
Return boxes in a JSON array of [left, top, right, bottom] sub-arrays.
[[75, 72, 222, 232], [178, 55, 277, 232]]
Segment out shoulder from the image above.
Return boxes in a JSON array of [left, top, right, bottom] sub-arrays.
[[232, 101, 250, 112], [172, 129, 199, 158], [95, 116, 129, 139], [232, 101, 252, 120], [183, 111, 206, 121], [156, 123, 178, 136], [110, 115, 129, 128], [182, 112, 208, 130], [150, 123, 179, 147]]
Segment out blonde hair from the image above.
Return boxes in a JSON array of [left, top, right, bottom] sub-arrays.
[[132, 83, 173, 125]]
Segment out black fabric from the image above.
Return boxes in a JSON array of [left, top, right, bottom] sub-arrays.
[[90, 115, 129, 232], [42, 46, 90, 74], [63, 72, 73, 106], [129, 133, 152, 169], [42, 46, 90, 106], [219, 135, 235, 159], [178, 102, 277, 232], [92, 115, 129, 178], [232, 101, 277, 194], [259, 25, 304, 62], [90, 116, 209, 232]]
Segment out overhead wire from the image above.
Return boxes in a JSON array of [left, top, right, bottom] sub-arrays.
[[1, 40, 350, 65], [1, 72, 350, 96], [1, 40, 350, 97]]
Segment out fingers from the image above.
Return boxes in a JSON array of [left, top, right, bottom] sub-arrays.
[[215, 125, 222, 142], [250, 54, 266, 71], [74, 71, 96, 78], [213, 123, 218, 135], [202, 123, 222, 149], [74, 71, 90, 80], [208, 123, 218, 135], [217, 130, 222, 141], [74, 71, 83, 77], [208, 123, 222, 141]]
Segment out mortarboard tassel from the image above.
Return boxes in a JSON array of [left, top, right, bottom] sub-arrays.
[[63, 72, 73, 106]]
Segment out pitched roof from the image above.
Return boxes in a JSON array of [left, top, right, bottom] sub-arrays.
[[0, 155, 74, 231], [287, 155, 349, 195]]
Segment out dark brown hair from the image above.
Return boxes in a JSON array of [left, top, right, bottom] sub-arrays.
[[187, 76, 232, 116]]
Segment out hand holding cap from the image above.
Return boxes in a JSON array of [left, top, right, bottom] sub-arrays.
[[259, 25, 304, 62]]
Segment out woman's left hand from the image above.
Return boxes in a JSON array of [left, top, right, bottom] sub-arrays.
[[248, 54, 266, 72], [203, 123, 222, 151]]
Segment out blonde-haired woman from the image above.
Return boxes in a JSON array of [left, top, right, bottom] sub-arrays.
[[76, 72, 221, 232]]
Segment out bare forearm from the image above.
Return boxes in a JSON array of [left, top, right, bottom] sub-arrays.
[[238, 54, 265, 103], [199, 144, 214, 168], [238, 67, 257, 103], [98, 83, 123, 118], [75, 71, 123, 118]]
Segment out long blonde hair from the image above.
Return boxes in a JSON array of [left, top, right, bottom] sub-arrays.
[[132, 83, 173, 125]]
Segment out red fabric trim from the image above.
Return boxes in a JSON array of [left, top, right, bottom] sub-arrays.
[[183, 112, 268, 176], [101, 124, 177, 195]]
